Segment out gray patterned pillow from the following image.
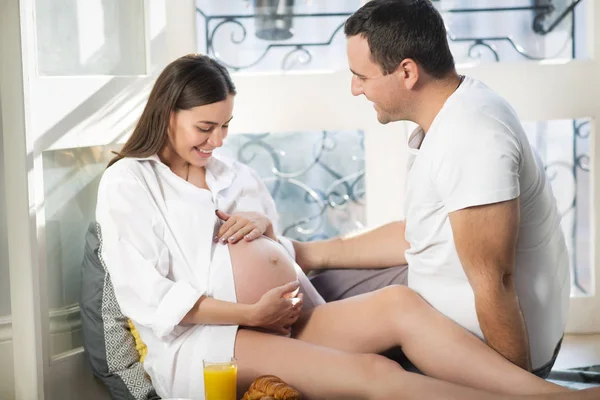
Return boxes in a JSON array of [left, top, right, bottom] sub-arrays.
[[80, 222, 160, 400]]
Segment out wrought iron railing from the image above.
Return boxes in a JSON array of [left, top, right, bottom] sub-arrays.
[[544, 119, 591, 295], [196, 0, 584, 70]]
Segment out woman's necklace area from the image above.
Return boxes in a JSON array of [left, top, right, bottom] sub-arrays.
[[185, 162, 190, 182]]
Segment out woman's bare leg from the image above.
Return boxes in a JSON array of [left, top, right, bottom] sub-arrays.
[[235, 329, 600, 400], [235, 328, 512, 400], [292, 285, 565, 396]]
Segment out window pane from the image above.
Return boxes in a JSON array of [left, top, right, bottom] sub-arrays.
[[35, 0, 147, 76], [218, 130, 366, 240], [42, 144, 121, 356], [196, 0, 587, 72], [524, 118, 591, 296]]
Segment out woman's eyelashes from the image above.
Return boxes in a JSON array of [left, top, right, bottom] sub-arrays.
[[195, 125, 229, 133]]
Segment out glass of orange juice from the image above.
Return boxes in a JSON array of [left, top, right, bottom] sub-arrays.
[[203, 357, 237, 400]]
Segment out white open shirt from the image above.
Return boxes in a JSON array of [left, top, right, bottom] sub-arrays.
[[96, 154, 316, 399]]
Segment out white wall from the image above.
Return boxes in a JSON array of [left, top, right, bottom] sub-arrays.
[[0, 87, 15, 400], [0, 93, 10, 317]]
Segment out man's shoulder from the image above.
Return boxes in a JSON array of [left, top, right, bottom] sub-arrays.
[[453, 80, 521, 126], [446, 93, 515, 126], [432, 87, 524, 151]]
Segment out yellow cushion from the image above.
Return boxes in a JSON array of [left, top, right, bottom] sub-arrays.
[[127, 319, 148, 363]]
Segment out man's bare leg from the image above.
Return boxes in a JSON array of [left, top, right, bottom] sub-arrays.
[[292, 285, 566, 396]]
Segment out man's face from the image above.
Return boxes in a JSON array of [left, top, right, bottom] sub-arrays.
[[346, 35, 408, 124]]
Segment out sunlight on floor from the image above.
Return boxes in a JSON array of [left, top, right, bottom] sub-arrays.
[[554, 334, 600, 370]]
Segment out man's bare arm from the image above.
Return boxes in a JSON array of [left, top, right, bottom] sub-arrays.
[[449, 198, 531, 371], [292, 220, 409, 272]]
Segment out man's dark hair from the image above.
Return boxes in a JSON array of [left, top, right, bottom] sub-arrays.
[[344, 0, 455, 78]]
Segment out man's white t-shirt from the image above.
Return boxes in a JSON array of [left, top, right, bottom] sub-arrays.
[[404, 76, 570, 369]]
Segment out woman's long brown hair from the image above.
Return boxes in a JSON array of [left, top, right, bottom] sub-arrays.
[[107, 54, 236, 168]]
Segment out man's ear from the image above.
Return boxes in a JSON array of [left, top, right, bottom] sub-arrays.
[[395, 58, 419, 90]]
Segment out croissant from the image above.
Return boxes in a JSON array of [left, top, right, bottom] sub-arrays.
[[242, 375, 302, 400]]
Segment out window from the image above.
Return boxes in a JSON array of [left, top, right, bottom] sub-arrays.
[[35, 0, 146, 75], [42, 144, 121, 355], [525, 118, 591, 295], [218, 130, 366, 240]]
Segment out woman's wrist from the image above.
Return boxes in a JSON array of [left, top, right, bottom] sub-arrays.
[[218, 302, 255, 327], [242, 303, 262, 327], [184, 297, 257, 327]]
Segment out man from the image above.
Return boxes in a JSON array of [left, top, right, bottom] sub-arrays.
[[294, 0, 569, 379]]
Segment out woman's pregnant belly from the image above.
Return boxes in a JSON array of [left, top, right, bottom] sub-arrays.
[[229, 236, 298, 304]]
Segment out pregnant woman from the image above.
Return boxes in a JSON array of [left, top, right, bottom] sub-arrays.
[[96, 54, 599, 400]]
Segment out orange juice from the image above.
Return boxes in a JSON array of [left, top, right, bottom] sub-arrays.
[[203, 359, 237, 400]]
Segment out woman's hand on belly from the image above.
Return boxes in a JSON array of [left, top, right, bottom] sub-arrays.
[[229, 237, 300, 305], [247, 281, 304, 335], [229, 236, 303, 335], [215, 210, 276, 244]]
